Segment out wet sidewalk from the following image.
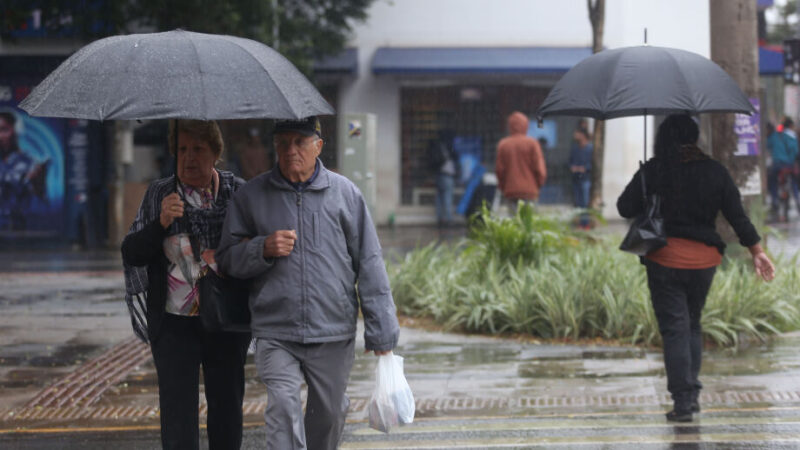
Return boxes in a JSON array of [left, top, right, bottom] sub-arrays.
[[1, 221, 800, 448]]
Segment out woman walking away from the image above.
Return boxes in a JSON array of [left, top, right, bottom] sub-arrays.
[[122, 120, 251, 449], [617, 114, 775, 423]]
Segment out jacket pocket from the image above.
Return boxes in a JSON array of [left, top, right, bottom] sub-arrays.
[[339, 279, 356, 317], [312, 212, 320, 248]]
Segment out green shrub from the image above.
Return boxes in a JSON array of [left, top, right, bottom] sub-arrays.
[[387, 207, 800, 348], [466, 202, 578, 265]]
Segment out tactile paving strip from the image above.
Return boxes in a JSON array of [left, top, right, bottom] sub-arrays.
[[3, 391, 800, 422], [24, 337, 151, 409]]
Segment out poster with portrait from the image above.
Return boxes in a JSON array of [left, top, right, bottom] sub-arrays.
[[0, 82, 65, 236]]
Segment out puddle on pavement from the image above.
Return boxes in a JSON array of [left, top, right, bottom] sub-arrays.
[[392, 334, 800, 380], [702, 334, 800, 375], [0, 342, 102, 368], [0, 368, 62, 388], [517, 359, 663, 379]]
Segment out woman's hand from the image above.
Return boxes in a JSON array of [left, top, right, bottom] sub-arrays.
[[749, 244, 775, 282], [160, 193, 184, 229]]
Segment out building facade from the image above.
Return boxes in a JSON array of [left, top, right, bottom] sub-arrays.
[[335, 0, 712, 225]]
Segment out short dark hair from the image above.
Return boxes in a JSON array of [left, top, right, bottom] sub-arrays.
[[654, 114, 699, 159], [783, 117, 795, 129], [168, 119, 225, 161]]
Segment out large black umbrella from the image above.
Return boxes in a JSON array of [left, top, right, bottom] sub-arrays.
[[536, 44, 754, 163], [19, 29, 333, 120], [536, 45, 754, 121]]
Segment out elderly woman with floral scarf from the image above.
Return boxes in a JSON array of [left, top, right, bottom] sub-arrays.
[[122, 120, 250, 450]]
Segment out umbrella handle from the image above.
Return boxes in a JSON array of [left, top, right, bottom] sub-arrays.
[[173, 119, 180, 193]]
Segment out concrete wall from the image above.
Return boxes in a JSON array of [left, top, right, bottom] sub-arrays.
[[340, 0, 711, 224]]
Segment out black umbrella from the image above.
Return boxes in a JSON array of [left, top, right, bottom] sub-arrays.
[[19, 29, 334, 192], [536, 45, 754, 121], [19, 29, 333, 120], [536, 44, 754, 164]]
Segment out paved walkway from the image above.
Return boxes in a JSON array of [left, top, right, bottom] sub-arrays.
[[1, 222, 800, 448]]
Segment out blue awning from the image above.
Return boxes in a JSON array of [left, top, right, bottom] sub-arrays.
[[760, 46, 783, 75], [314, 48, 358, 75], [371, 47, 593, 75]]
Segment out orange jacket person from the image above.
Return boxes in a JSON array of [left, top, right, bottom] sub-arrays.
[[495, 111, 547, 205]]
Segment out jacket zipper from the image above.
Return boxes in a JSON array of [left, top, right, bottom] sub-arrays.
[[297, 191, 306, 340]]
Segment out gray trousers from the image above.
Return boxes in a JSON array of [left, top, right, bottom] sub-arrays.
[[254, 338, 355, 450]]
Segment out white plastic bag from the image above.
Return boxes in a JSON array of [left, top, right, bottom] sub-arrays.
[[368, 352, 415, 432]]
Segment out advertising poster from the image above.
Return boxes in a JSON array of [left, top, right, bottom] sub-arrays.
[[734, 98, 760, 156], [528, 119, 558, 150], [0, 82, 65, 237]]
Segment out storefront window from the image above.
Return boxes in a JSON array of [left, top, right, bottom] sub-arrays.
[[400, 84, 582, 207]]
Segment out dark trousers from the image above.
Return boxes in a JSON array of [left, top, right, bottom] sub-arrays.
[[572, 173, 591, 209], [151, 313, 251, 450], [644, 260, 716, 409]]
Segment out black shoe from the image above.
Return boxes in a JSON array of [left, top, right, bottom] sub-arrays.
[[666, 409, 693, 422], [690, 401, 700, 413]]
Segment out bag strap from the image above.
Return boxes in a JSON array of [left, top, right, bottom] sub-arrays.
[[638, 161, 647, 202], [188, 235, 203, 264]]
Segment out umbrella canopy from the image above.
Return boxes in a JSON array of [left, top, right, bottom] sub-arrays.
[[536, 45, 754, 121], [19, 29, 334, 121]]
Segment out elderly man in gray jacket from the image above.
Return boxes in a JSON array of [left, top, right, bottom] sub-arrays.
[[217, 116, 399, 450]]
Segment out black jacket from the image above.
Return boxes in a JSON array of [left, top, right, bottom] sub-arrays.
[[617, 157, 759, 254], [121, 219, 170, 342], [121, 171, 243, 342]]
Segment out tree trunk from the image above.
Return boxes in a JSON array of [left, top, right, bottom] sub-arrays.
[[588, 0, 606, 209], [709, 0, 760, 248]]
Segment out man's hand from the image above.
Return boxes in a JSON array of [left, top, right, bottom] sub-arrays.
[[263, 230, 297, 258], [366, 349, 392, 356], [160, 193, 184, 229]]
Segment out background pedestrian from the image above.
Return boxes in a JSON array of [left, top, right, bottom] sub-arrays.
[[494, 111, 547, 213], [428, 129, 459, 227], [569, 124, 593, 228]]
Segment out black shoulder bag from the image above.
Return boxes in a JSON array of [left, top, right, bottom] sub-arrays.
[[619, 161, 667, 255], [189, 237, 251, 333]]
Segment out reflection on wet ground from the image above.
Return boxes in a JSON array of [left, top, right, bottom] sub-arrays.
[[390, 334, 800, 390]]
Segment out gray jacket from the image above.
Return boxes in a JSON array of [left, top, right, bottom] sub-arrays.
[[217, 161, 399, 351]]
